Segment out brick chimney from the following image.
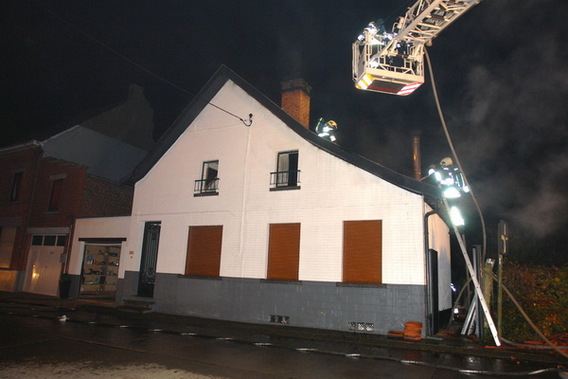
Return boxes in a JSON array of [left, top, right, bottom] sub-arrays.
[[281, 79, 311, 128]]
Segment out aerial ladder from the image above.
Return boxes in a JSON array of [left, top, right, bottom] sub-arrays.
[[352, 0, 502, 346], [353, 0, 481, 96]]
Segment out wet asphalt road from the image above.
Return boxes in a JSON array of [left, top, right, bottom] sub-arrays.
[[0, 301, 563, 378]]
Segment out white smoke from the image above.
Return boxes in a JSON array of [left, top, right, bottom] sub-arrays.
[[452, 0, 568, 237]]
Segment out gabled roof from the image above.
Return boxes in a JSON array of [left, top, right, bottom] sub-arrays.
[[128, 66, 441, 201]]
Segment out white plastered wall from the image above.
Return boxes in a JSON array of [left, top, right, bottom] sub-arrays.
[[127, 80, 446, 286], [427, 209, 452, 311], [69, 216, 131, 277]]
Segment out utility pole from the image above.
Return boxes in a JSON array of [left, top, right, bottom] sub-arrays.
[[497, 220, 509, 338]]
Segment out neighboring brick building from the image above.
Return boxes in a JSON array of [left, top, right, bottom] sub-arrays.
[[0, 85, 154, 296], [0, 144, 42, 279]]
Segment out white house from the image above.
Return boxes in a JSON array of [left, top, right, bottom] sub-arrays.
[[117, 66, 452, 336]]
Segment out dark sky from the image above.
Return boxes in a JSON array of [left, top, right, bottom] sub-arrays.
[[2, 0, 568, 260]]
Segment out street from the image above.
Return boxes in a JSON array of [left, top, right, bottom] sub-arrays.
[[0, 305, 562, 379], [0, 314, 454, 379]]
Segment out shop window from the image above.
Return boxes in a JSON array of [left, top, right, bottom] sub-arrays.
[[81, 244, 121, 296], [343, 220, 383, 284], [185, 225, 223, 277], [271, 151, 300, 190], [267, 223, 300, 281], [194, 160, 219, 196]]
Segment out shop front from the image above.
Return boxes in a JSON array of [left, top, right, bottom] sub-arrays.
[[80, 243, 121, 298]]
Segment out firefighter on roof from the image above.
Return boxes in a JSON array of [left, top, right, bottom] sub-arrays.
[[315, 118, 338, 142], [428, 157, 469, 199]]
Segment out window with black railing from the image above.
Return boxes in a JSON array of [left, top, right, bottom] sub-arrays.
[[270, 170, 300, 188], [194, 160, 219, 196], [270, 151, 300, 190]]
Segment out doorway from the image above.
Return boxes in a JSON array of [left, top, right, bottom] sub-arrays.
[[138, 221, 161, 297], [23, 235, 66, 297], [81, 244, 121, 299]]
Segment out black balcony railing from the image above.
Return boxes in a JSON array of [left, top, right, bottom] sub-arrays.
[[194, 178, 219, 196], [270, 170, 300, 189]]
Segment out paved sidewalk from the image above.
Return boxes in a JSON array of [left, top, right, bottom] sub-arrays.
[[0, 291, 564, 368]]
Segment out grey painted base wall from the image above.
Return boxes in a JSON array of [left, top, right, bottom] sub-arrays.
[[118, 271, 427, 335]]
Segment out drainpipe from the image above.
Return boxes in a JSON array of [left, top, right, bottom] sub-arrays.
[[424, 210, 437, 336], [17, 141, 43, 291]]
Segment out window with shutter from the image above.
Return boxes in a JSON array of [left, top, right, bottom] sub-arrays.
[[185, 225, 223, 277], [267, 223, 301, 280], [343, 220, 382, 284]]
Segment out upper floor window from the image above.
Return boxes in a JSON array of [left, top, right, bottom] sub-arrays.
[[9, 172, 23, 202], [48, 178, 64, 212], [270, 151, 300, 190], [194, 160, 219, 196]]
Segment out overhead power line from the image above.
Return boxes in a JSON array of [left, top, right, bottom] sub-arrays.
[[36, 4, 253, 127]]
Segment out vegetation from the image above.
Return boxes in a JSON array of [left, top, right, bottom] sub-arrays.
[[500, 262, 568, 342]]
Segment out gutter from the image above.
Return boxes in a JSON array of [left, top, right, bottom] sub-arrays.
[[0, 140, 42, 155]]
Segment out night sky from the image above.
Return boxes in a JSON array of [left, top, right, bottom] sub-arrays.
[[2, 0, 568, 262]]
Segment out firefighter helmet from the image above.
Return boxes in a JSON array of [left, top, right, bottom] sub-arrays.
[[440, 157, 453, 167]]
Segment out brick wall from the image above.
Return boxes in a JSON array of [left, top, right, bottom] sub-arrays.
[[1, 153, 132, 272], [0, 146, 41, 219], [79, 176, 133, 217], [0, 146, 42, 270], [29, 158, 87, 227], [281, 79, 311, 128]]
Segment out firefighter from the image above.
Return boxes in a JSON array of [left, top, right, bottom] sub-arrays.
[[428, 157, 469, 198], [428, 157, 468, 226], [315, 118, 338, 142], [358, 21, 378, 41]]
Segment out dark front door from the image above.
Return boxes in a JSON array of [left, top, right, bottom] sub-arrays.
[[138, 221, 161, 297], [427, 249, 439, 335]]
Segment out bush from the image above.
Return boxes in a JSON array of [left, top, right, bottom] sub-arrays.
[[500, 262, 568, 342]]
